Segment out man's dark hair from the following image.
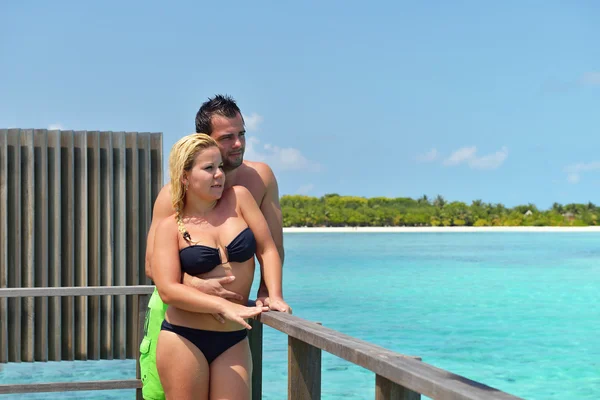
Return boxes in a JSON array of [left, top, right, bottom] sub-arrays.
[[195, 94, 244, 134]]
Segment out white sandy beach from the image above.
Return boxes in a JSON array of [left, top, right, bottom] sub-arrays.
[[283, 226, 600, 233]]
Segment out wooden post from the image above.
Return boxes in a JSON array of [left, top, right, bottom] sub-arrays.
[[87, 131, 101, 360], [99, 132, 114, 360], [21, 130, 35, 362], [74, 131, 88, 361], [375, 374, 420, 400], [126, 132, 140, 359], [248, 318, 263, 400], [136, 293, 149, 400], [288, 337, 321, 400], [7, 129, 22, 362], [0, 129, 8, 363], [33, 130, 49, 362], [60, 130, 75, 361], [47, 129, 62, 361]]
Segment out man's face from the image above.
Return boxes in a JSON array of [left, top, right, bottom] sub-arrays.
[[210, 112, 246, 171]]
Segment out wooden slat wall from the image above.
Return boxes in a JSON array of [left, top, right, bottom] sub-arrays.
[[0, 129, 162, 362]]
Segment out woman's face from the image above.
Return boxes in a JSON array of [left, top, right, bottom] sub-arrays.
[[183, 146, 225, 201]]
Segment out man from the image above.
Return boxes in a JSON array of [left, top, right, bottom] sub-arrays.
[[139, 94, 284, 400]]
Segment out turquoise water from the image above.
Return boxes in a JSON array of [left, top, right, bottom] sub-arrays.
[[1, 232, 599, 399]]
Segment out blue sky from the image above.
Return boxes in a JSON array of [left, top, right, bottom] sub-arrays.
[[1, 1, 598, 209]]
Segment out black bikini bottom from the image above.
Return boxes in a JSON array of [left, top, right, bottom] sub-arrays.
[[160, 320, 247, 364]]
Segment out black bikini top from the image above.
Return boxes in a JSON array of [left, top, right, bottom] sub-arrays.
[[179, 227, 256, 276]]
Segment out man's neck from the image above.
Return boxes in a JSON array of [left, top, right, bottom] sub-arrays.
[[224, 163, 243, 188]]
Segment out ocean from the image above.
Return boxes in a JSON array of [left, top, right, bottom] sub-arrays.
[[1, 232, 599, 399]]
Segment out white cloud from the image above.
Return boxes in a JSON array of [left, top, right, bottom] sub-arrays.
[[443, 146, 508, 170], [48, 123, 63, 130], [416, 148, 439, 162], [296, 184, 314, 195], [580, 72, 600, 87], [244, 137, 320, 172], [242, 113, 263, 132], [469, 147, 509, 169], [564, 161, 600, 183], [444, 146, 477, 166]]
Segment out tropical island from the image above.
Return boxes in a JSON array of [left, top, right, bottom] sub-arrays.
[[281, 194, 599, 227]]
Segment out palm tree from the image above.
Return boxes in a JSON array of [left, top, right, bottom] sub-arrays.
[[417, 194, 430, 205], [433, 195, 446, 208]]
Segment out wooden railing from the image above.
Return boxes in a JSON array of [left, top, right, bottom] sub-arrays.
[[0, 286, 524, 400], [0, 286, 153, 397]]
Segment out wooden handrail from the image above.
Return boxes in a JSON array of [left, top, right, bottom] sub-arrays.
[[0, 285, 155, 298], [0, 379, 141, 394], [259, 311, 523, 400]]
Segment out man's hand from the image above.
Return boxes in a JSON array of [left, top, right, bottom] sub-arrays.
[[255, 281, 270, 308], [189, 275, 244, 300], [188, 275, 244, 324], [268, 297, 292, 314]]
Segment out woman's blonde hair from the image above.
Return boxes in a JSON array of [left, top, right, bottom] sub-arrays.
[[168, 133, 220, 241]]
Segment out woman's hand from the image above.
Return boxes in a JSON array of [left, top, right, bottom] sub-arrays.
[[268, 297, 292, 314], [221, 303, 269, 329]]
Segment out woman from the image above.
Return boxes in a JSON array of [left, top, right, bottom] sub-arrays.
[[152, 133, 290, 400]]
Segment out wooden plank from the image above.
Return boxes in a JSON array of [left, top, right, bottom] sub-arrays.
[[20, 129, 35, 362], [0, 379, 142, 394], [126, 132, 140, 359], [248, 318, 263, 400], [0, 129, 8, 363], [61, 130, 75, 361], [86, 131, 101, 359], [259, 312, 523, 400], [100, 131, 114, 359], [150, 133, 163, 202], [288, 336, 321, 400], [0, 285, 155, 298], [137, 134, 152, 284], [7, 128, 22, 362], [33, 130, 49, 361], [376, 374, 421, 400], [47, 129, 62, 360], [113, 132, 127, 359], [74, 131, 88, 360], [136, 293, 150, 400]]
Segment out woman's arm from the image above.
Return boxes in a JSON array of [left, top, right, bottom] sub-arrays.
[[236, 186, 285, 301]]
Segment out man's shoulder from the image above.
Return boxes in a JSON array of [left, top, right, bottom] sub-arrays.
[[241, 160, 276, 183], [155, 212, 177, 231]]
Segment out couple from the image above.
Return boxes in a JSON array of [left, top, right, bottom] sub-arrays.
[[141, 95, 291, 400]]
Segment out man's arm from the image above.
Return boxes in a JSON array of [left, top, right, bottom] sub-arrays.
[[255, 163, 284, 301], [145, 184, 174, 281], [258, 163, 284, 264]]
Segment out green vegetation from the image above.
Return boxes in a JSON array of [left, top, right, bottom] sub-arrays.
[[281, 194, 599, 227]]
